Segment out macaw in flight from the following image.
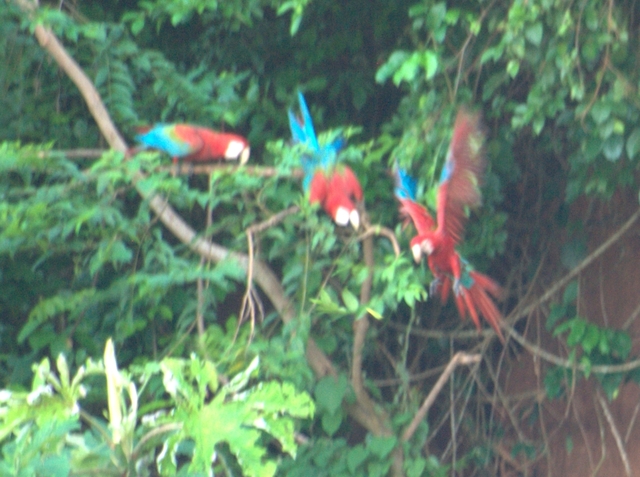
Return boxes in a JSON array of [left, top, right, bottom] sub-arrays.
[[288, 92, 362, 229], [394, 109, 505, 343], [134, 124, 250, 168]]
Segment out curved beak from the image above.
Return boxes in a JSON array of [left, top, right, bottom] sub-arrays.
[[239, 146, 250, 165], [411, 243, 422, 263], [349, 210, 360, 230]]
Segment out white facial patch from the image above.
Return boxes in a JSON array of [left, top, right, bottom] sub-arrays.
[[225, 140, 247, 160], [411, 243, 422, 263], [334, 207, 350, 226], [349, 210, 360, 230], [421, 240, 434, 255]]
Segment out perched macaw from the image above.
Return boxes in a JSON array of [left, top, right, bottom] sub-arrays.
[[394, 109, 505, 342], [288, 92, 362, 229], [135, 124, 250, 166]]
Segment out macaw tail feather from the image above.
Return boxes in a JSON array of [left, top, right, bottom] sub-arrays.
[[469, 270, 503, 300], [460, 288, 481, 330], [451, 270, 505, 343], [439, 275, 452, 304], [466, 276, 505, 343], [454, 292, 467, 323]]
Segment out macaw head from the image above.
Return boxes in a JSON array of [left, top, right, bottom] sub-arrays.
[[410, 235, 435, 262], [224, 139, 250, 164], [309, 171, 359, 228], [324, 190, 360, 229], [324, 166, 362, 229]]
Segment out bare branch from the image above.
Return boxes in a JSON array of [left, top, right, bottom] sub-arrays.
[[357, 224, 401, 257], [597, 390, 631, 477], [507, 207, 640, 327], [402, 352, 481, 442]]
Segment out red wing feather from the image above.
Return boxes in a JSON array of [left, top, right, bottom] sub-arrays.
[[174, 125, 205, 158], [398, 199, 435, 235], [337, 166, 363, 202], [436, 109, 486, 244]]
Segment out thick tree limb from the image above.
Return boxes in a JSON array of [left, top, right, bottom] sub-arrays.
[[351, 222, 388, 431], [19, 1, 337, 379]]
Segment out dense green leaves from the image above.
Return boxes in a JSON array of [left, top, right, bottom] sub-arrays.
[[0, 345, 312, 477], [2, 0, 640, 474]]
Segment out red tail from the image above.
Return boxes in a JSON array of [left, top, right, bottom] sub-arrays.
[[452, 271, 505, 343], [135, 125, 153, 134]]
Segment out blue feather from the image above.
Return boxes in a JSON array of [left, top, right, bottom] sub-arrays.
[[439, 156, 454, 183], [288, 92, 345, 191], [136, 124, 191, 157], [288, 92, 320, 151], [394, 166, 417, 201]]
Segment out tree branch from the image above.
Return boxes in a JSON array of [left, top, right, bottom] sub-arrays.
[[402, 352, 481, 442], [506, 207, 640, 329], [18, 0, 337, 379]]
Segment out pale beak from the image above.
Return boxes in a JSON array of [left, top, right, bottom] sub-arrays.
[[239, 146, 250, 165], [349, 210, 360, 230], [411, 243, 422, 263]]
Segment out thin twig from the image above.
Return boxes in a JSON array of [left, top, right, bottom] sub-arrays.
[[596, 390, 631, 477], [357, 224, 401, 257], [238, 206, 299, 339], [402, 352, 481, 442]]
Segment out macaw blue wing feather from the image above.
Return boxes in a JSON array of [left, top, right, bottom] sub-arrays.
[[136, 124, 193, 157], [289, 91, 347, 191], [394, 165, 418, 202], [288, 91, 320, 151]]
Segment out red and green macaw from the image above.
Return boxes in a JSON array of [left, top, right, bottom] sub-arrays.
[[394, 109, 505, 342], [288, 92, 362, 229], [135, 124, 250, 166]]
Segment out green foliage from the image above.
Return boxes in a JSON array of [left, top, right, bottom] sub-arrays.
[[0, 341, 313, 476], [3, 0, 640, 474], [154, 355, 314, 476], [545, 281, 634, 400], [279, 434, 402, 477]]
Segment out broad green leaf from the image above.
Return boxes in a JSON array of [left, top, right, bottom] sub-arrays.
[[566, 318, 586, 346], [347, 444, 368, 473], [581, 324, 600, 354], [366, 435, 397, 458], [602, 134, 623, 161], [315, 375, 347, 414], [626, 127, 640, 159], [423, 50, 438, 80], [321, 409, 343, 436], [525, 22, 543, 46], [507, 59, 520, 78], [341, 288, 359, 313]]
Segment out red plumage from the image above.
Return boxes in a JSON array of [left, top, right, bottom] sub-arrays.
[[396, 109, 505, 343], [436, 110, 485, 244], [135, 124, 250, 165], [309, 166, 363, 228]]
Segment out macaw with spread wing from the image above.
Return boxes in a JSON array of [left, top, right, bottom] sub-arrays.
[[288, 92, 362, 229], [394, 109, 505, 342], [135, 124, 250, 167]]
